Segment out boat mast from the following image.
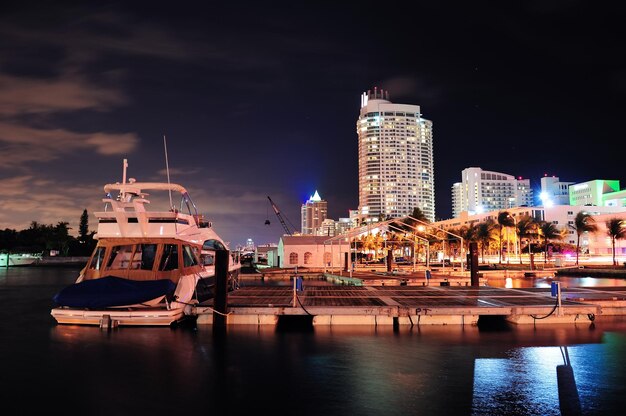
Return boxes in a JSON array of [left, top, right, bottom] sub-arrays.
[[164, 135, 174, 210]]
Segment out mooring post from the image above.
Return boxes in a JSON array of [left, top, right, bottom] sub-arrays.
[[292, 273, 297, 307], [213, 249, 229, 328], [470, 242, 480, 286]]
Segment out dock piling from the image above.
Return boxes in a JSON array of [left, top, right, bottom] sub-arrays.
[[470, 242, 479, 286], [213, 249, 229, 328]]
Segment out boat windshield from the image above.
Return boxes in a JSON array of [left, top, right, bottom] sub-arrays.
[[202, 239, 227, 251], [180, 192, 198, 217], [84, 240, 200, 281], [89, 247, 107, 270], [159, 244, 179, 271]]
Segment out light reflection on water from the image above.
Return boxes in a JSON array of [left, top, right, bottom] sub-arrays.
[[486, 274, 626, 289], [2, 267, 626, 415]]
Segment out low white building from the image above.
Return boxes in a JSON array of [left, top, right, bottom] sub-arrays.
[[266, 247, 280, 267], [255, 243, 278, 264], [585, 212, 626, 259], [278, 235, 349, 269], [436, 205, 626, 257]]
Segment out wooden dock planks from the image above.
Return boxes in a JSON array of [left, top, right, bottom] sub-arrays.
[[193, 284, 626, 325]]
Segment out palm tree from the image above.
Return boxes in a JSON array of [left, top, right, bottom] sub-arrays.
[[475, 219, 497, 263], [497, 211, 515, 263], [538, 221, 564, 264], [445, 226, 465, 261], [458, 223, 478, 254], [516, 215, 536, 267], [569, 211, 598, 265], [606, 218, 626, 266], [408, 207, 428, 223], [361, 233, 381, 262]]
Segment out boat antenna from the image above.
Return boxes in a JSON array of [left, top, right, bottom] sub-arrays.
[[163, 134, 174, 210], [121, 158, 128, 201]]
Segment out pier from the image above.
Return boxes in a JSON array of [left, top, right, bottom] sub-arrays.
[[194, 271, 626, 326]]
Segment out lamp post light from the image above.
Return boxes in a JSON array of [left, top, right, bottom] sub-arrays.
[[417, 225, 431, 268], [408, 216, 464, 272], [387, 223, 429, 272]]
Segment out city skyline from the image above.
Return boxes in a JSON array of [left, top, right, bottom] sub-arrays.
[[357, 88, 435, 223], [1, 2, 624, 247]]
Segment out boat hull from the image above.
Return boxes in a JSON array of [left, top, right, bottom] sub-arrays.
[[50, 306, 189, 327]]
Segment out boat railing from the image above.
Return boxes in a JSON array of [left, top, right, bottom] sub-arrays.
[[194, 214, 212, 228]]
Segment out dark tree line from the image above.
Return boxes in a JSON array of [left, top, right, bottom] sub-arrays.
[[0, 209, 96, 256]]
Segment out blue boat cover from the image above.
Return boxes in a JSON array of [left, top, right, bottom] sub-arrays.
[[53, 276, 176, 308]]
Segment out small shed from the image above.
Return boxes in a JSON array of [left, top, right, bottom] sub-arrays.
[[278, 235, 349, 269]]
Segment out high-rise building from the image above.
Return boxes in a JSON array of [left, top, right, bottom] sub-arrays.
[[356, 88, 435, 222], [540, 175, 574, 206], [569, 179, 620, 206], [300, 190, 328, 235], [451, 167, 533, 217]]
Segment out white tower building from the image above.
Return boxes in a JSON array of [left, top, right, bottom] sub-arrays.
[[451, 167, 533, 217], [300, 190, 328, 235], [356, 88, 435, 222]]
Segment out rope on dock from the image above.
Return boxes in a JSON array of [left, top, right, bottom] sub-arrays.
[[202, 306, 231, 316], [176, 296, 232, 316], [295, 290, 313, 316], [530, 297, 559, 321]]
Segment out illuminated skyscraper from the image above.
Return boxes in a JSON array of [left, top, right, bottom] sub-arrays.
[[451, 167, 533, 217], [356, 88, 435, 222], [301, 190, 328, 235]]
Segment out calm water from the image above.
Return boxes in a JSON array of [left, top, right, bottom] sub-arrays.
[[2, 267, 626, 416]]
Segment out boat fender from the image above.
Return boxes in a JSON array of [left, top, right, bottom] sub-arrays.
[[184, 299, 199, 315]]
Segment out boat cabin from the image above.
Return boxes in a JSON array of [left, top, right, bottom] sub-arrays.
[[82, 238, 203, 283]]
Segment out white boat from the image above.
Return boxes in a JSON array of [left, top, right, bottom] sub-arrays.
[[0, 252, 42, 266], [50, 160, 241, 327]]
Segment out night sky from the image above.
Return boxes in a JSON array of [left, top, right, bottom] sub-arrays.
[[1, 1, 624, 248]]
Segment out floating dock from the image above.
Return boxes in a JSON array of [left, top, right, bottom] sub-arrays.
[[194, 273, 626, 326]]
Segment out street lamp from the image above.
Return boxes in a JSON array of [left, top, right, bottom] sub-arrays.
[[407, 215, 465, 272], [387, 223, 429, 271]]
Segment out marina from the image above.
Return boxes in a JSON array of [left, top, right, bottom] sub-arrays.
[[194, 268, 626, 326]]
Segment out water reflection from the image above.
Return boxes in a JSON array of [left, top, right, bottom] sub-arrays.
[[3, 267, 626, 415], [556, 346, 582, 416], [487, 274, 626, 289], [42, 318, 626, 416]]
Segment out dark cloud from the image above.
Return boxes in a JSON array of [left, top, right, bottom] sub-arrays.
[[0, 1, 624, 246]]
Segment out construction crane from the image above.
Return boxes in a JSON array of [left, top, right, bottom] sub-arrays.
[[266, 196, 295, 236]]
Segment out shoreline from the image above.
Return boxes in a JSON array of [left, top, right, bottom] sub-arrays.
[[554, 267, 626, 278], [30, 256, 89, 267]]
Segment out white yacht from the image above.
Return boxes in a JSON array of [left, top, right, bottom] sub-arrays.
[[51, 160, 240, 327], [0, 252, 42, 266]]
